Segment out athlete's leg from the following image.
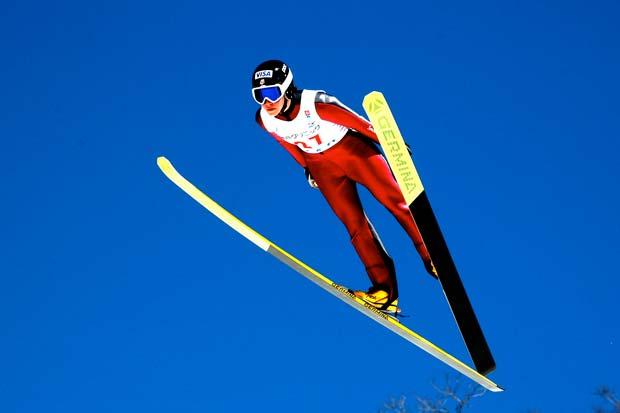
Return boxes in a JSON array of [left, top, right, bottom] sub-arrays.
[[305, 156, 399, 299], [338, 137, 435, 276]]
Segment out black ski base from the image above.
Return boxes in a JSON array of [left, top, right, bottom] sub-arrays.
[[411, 191, 496, 375]]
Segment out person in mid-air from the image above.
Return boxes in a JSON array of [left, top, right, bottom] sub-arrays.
[[251, 59, 436, 315]]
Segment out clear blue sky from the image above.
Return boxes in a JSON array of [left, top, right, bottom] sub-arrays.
[[2, 1, 619, 412]]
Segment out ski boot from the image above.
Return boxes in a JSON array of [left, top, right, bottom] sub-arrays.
[[349, 288, 401, 317]]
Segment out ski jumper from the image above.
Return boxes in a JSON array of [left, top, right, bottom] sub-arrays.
[[256, 89, 432, 301]]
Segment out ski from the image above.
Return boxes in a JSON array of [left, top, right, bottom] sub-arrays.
[[363, 91, 496, 375], [156, 156, 502, 392]]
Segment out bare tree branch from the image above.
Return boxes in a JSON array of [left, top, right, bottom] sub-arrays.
[[381, 374, 486, 413], [594, 386, 620, 413], [380, 395, 408, 413]]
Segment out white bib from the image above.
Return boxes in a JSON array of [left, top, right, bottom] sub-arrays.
[[260, 89, 349, 154]]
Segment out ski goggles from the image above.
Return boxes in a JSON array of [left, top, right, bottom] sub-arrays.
[[251, 69, 293, 105], [252, 84, 285, 105]]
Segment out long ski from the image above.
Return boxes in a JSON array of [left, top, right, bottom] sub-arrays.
[[363, 91, 496, 375], [157, 156, 502, 392]]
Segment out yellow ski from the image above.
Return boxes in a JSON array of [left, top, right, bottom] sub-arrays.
[[156, 156, 503, 392]]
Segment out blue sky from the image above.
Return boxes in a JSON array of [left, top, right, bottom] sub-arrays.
[[2, 1, 619, 412]]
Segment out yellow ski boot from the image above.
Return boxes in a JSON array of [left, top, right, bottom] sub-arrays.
[[350, 288, 401, 316]]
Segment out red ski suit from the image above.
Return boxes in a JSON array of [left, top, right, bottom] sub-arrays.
[[256, 91, 432, 300]]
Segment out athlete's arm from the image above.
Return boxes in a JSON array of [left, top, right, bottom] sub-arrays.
[[255, 110, 307, 168], [315, 92, 380, 144]]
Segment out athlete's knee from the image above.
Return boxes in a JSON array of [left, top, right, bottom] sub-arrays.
[[389, 202, 414, 225]]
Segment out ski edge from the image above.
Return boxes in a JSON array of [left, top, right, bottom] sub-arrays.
[[156, 156, 503, 393]]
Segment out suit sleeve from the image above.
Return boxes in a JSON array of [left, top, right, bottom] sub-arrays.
[[314, 93, 380, 144], [255, 110, 307, 168]]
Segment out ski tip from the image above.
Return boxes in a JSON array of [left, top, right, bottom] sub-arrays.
[[157, 156, 172, 171], [362, 90, 384, 104]]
